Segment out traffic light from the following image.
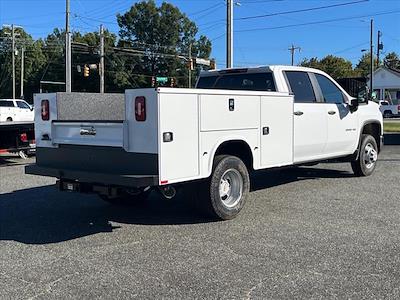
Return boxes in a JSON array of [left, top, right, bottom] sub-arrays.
[[170, 77, 175, 87], [83, 65, 90, 77], [151, 76, 156, 87]]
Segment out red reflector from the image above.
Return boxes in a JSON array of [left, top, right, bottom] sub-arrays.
[[20, 133, 28, 142], [135, 96, 146, 122], [41, 99, 50, 121], [160, 180, 168, 185]]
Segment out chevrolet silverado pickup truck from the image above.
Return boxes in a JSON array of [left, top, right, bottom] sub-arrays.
[[26, 66, 383, 220]]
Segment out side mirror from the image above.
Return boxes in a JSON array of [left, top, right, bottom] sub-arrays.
[[349, 98, 359, 112]]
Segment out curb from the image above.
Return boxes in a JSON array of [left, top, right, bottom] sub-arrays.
[[384, 133, 400, 145]]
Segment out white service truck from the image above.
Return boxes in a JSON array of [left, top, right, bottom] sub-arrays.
[[26, 66, 383, 220]]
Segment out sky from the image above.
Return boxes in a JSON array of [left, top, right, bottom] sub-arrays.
[[0, 0, 399, 68]]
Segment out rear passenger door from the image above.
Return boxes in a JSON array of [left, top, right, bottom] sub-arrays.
[[285, 71, 327, 163]]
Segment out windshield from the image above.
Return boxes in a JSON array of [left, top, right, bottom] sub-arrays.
[[197, 72, 276, 92]]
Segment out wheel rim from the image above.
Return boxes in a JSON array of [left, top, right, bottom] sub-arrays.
[[219, 168, 243, 208], [363, 142, 377, 169]]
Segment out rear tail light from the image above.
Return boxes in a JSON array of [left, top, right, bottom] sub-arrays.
[[20, 133, 28, 142], [135, 96, 146, 121], [41, 100, 49, 121]]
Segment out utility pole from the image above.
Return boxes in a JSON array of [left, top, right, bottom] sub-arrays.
[[188, 43, 192, 88], [376, 30, 382, 68], [100, 24, 105, 93], [289, 44, 301, 66], [65, 0, 72, 92], [369, 19, 373, 98], [2, 24, 22, 99], [12, 24, 15, 99], [20, 47, 24, 99], [226, 0, 233, 68]]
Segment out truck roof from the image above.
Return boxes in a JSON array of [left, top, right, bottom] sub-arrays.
[[199, 65, 324, 77]]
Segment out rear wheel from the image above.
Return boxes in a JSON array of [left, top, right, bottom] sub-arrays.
[[198, 155, 250, 220], [99, 189, 151, 206], [6, 117, 12, 122], [351, 134, 378, 176]]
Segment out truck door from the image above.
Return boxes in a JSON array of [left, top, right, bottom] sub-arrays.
[[16, 100, 33, 121], [285, 71, 328, 163], [313, 73, 358, 156]]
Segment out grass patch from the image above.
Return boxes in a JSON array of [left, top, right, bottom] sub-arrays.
[[384, 121, 400, 132]]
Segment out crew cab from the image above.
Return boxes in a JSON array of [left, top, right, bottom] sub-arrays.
[[0, 99, 34, 122], [26, 66, 383, 220]]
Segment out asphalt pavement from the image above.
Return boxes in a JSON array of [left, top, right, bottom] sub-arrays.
[[1, 147, 400, 299]]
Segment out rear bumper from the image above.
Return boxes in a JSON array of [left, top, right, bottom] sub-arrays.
[[25, 164, 159, 188]]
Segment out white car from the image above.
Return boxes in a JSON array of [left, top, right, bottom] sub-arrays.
[[0, 99, 34, 122]]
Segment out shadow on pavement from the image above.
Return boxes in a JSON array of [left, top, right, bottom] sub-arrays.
[[0, 166, 352, 245], [384, 133, 400, 145]]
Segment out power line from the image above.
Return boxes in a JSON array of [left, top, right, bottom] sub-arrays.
[[236, 0, 369, 20], [236, 10, 400, 32]]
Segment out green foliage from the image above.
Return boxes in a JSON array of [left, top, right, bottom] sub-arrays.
[[354, 53, 371, 77], [300, 55, 357, 79], [383, 52, 400, 70], [116, 0, 212, 88]]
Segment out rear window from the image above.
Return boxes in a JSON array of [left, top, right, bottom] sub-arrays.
[[285, 71, 316, 103], [197, 73, 276, 92], [0, 101, 14, 107]]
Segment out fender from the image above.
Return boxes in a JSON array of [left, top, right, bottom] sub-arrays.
[[205, 136, 255, 178], [354, 120, 383, 160]]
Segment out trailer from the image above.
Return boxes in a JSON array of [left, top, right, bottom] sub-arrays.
[[0, 122, 35, 159]]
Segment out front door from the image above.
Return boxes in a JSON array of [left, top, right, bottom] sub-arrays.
[[285, 71, 328, 163], [313, 73, 358, 156]]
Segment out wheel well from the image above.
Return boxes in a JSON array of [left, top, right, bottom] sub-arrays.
[[214, 140, 254, 171], [362, 122, 381, 152]]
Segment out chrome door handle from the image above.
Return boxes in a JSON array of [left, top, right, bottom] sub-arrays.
[[294, 111, 304, 116], [328, 111, 336, 115]]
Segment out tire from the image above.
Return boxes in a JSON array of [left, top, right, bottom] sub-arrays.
[[6, 117, 13, 122], [99, 189, 150, 206], [200, 155, 250, 220], [351, 134, 378, 177]]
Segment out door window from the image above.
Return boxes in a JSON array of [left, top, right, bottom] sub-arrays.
[[16, 101, 31, 109], [285, 71, 316, 103], [315, 74, 344, 104]]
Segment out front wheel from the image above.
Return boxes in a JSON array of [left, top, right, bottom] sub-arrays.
[[351, 134, 378, 176], [203, 155, 250, 220]]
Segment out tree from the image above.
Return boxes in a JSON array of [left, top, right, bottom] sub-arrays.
[[383, 52, 400, 70], [355, 53, 371, 77], [300, 55, 356, 79], [0, 28, 47, 101], [117, 0, 212, 87]]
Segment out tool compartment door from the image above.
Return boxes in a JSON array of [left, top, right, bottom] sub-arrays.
[[158, 93, 199, 184], [260, 95, 294, 168]]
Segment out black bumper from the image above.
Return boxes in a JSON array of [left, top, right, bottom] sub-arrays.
[[25, 164, 159, 188]]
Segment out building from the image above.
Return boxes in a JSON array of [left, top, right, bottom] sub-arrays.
[[369, 67, 400, 103]]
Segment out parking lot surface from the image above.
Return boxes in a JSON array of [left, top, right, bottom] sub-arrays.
[[1, 147, 400, 299]]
